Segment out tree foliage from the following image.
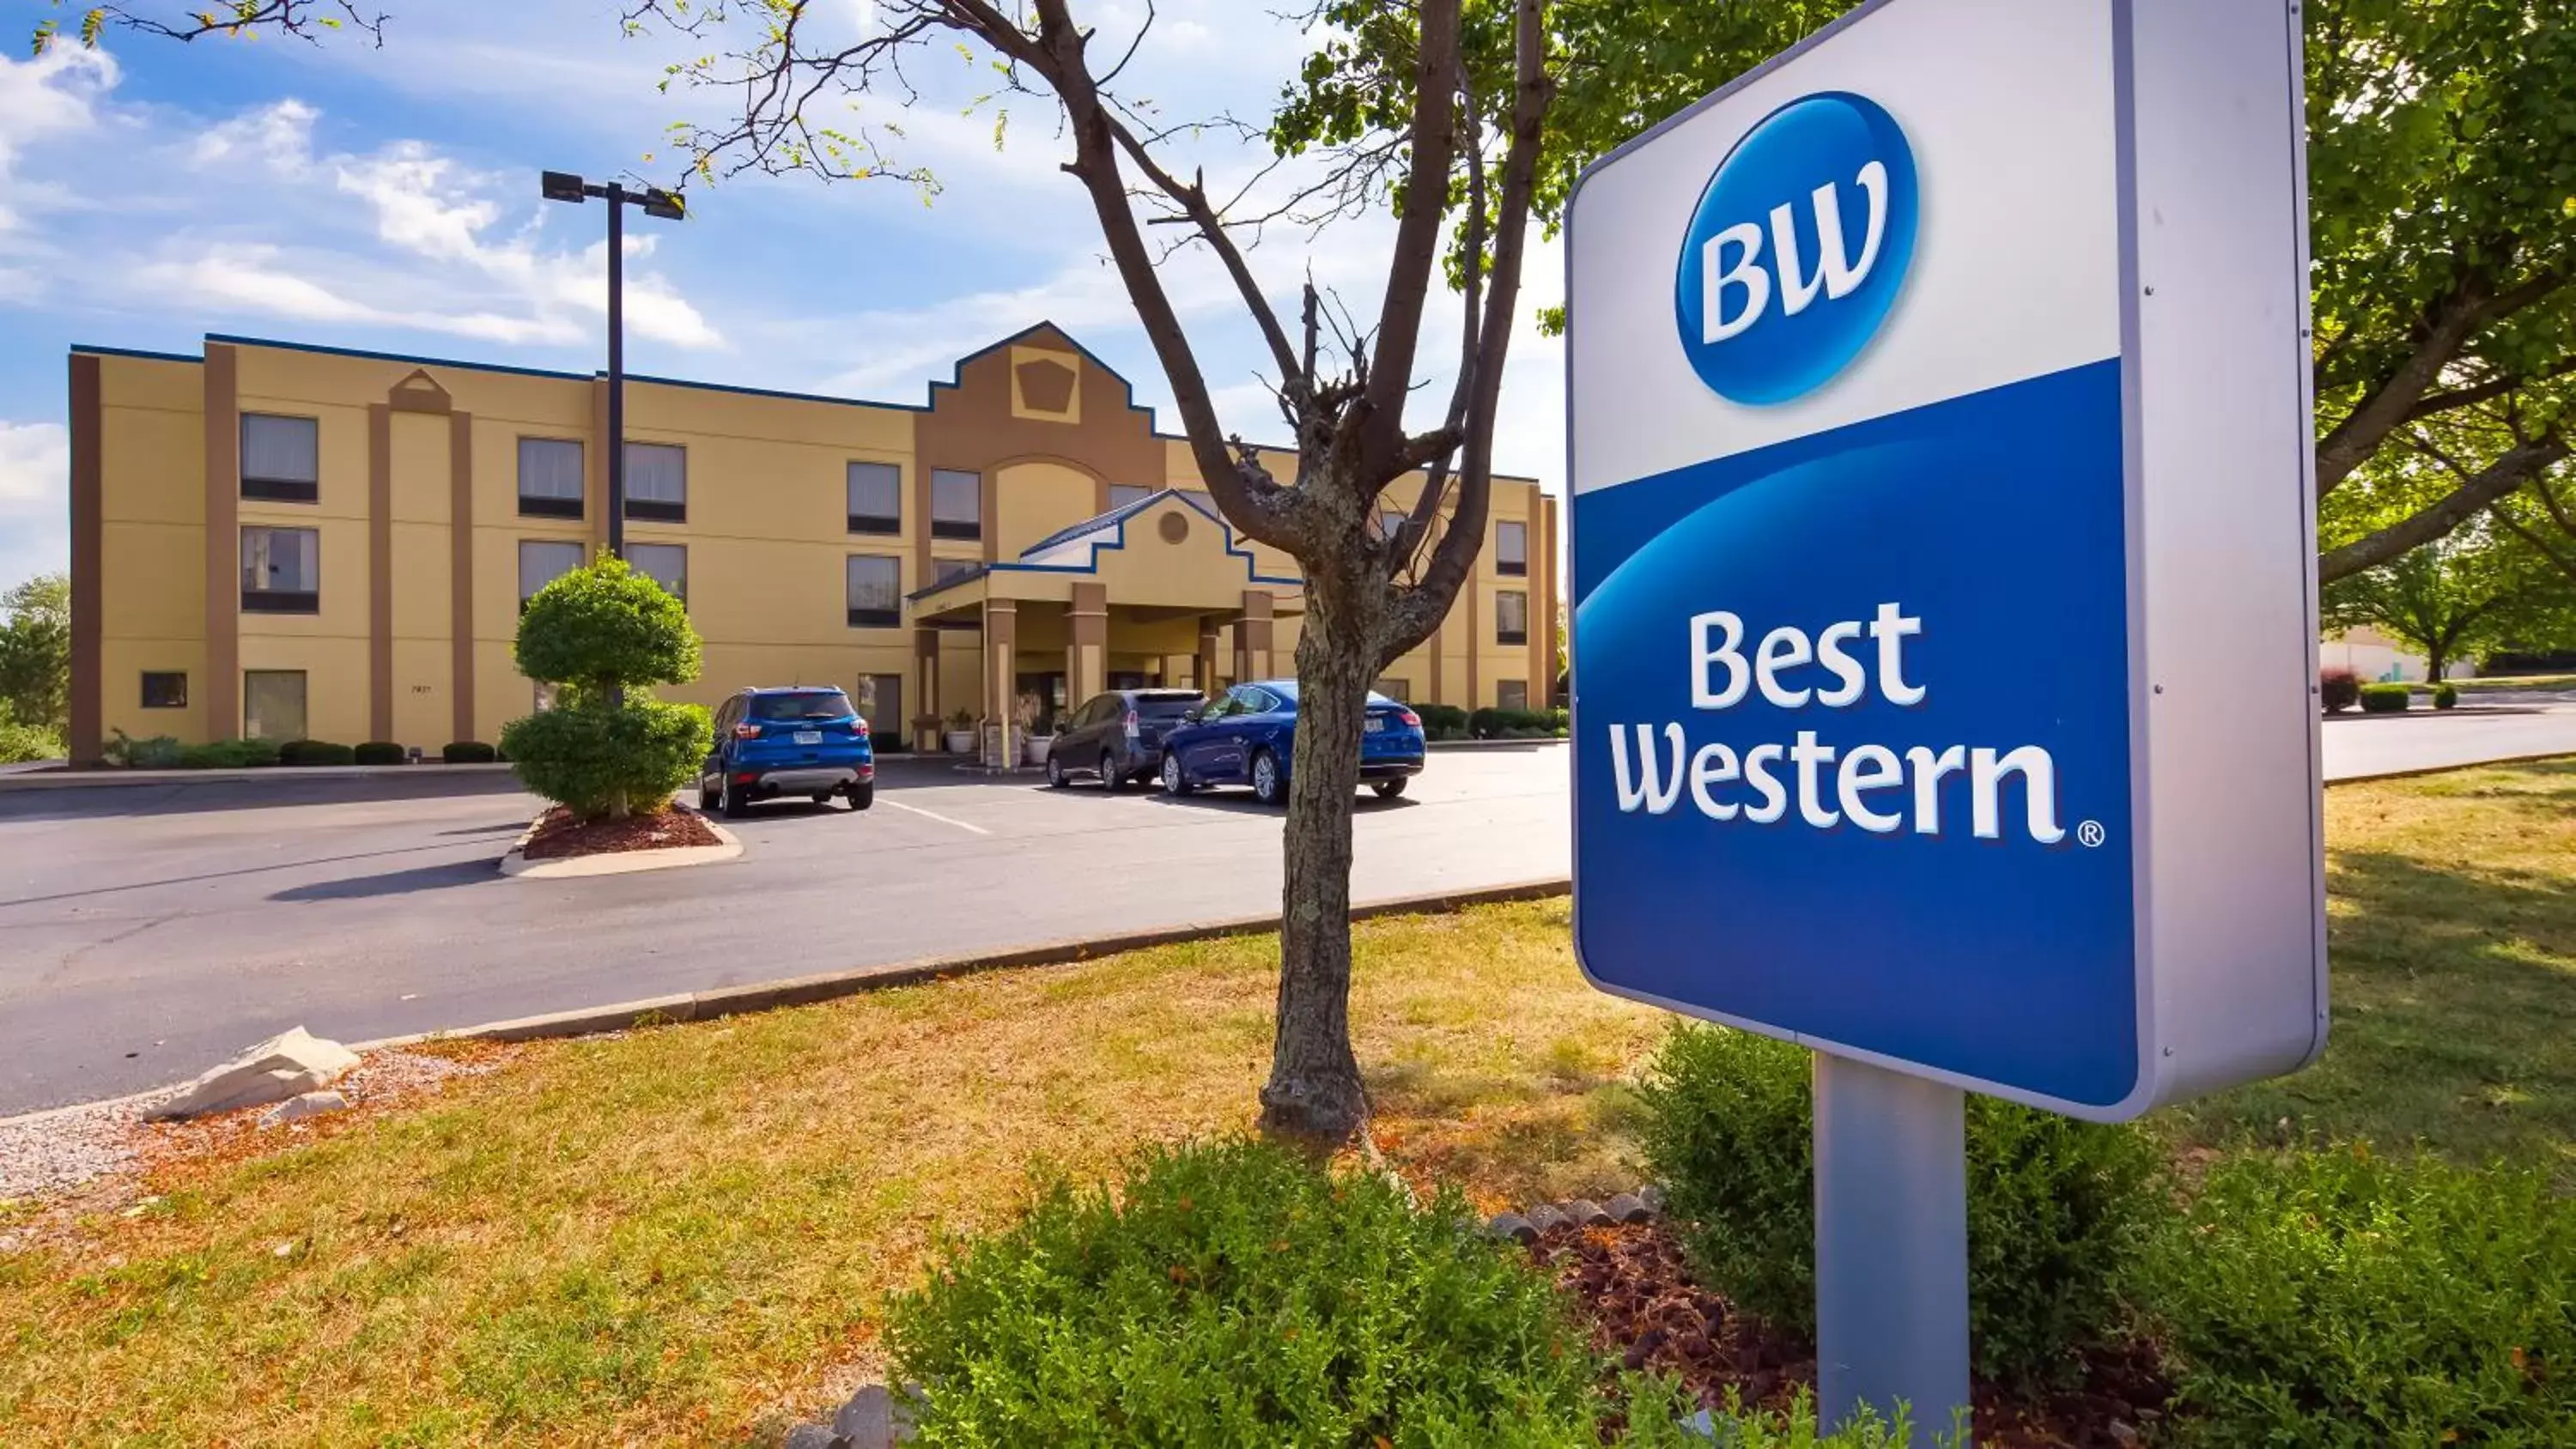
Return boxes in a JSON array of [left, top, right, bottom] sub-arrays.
[[2325, 525, 2574, 682], [0, 573, 70, 735], [505, 555, 707, 820], [513, 555, 701, 700], [1280, 0, 2576, 585]]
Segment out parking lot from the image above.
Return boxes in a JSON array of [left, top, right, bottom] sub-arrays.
[[0, 747, 1571, 1114]]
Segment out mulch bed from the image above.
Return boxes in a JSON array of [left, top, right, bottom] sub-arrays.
[[519, 805, 723, 861], [1534, 1221, 2171, 1446]]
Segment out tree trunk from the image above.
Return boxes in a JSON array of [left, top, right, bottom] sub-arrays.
[[1260, 566, 1376, 1141], [2425, 640, 2448, 688]]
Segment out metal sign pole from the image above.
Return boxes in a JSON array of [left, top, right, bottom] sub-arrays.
[[1813, 1050, 1970, 1438]]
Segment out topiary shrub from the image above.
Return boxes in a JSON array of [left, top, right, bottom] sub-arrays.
[[884, 1137, 1606, 1445], [440, 740, 497, 764], [2318, 667, 2360, 713], [1636, 1025, 2160, 1393], [2433, 682, 2458, 710], [276, 738, 355, 767], [2357, 682, 2411, 713], [353, 741, 407, 766], [505, 555, 708, 820], [2141, 1148, 2576, 1446]]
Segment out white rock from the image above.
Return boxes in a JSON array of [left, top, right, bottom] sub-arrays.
[[258, 1090, 350, 1128], [146, 1028, 360, 1121]]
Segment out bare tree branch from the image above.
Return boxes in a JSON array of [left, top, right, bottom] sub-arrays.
[[35, 0, 386, 50]]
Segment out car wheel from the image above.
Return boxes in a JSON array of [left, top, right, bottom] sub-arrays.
[[1099, 746, 1126, 791], [698, 776, 718, 812], [721, 779, 751, 819], [1372, 778, 1408, 799], [1046, 753, 1067, 788], [1250, 750, 1284, 807], [1162, 754, 1193, 796], [846, 783, 874, 811]]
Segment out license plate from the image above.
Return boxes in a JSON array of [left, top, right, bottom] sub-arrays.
[[793, 730, 823, 744], [1364, 718, 1384, 733]]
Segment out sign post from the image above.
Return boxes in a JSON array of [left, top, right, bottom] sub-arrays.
[[1564, 0, 2324, 1432]]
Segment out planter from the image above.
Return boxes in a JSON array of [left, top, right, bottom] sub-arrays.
[[945, 730, 976, 755], [1024, 735, 1054, 767]]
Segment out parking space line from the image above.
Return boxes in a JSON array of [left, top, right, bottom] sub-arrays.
[[878, 798, 992, 835]]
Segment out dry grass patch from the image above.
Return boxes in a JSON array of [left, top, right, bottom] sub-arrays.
[[0, 898, 1658, 1448]]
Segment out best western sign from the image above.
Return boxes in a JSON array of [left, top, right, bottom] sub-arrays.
[[1566, 0, 2326, 1119]]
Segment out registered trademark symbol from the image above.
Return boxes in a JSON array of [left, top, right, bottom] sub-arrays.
[[2076, 821, 2106, 848]]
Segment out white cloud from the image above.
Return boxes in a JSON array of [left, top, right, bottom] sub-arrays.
[[0, 421, 69, 592], [191, 97, 319, 173], [0, 45, 116, 233]]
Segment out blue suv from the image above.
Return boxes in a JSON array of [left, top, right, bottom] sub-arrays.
[[699, 686, 875, 816], [1157, 679, 1425, 805]]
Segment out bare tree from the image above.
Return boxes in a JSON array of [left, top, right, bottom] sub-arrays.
[[29, 0, 386, 52], [626, 0, 1549, 1140]]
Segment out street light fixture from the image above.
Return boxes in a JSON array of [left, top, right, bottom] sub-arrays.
[[540, 171, 687, 560]]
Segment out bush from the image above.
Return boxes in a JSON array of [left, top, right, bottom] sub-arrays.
[[353, 741, 407, 766], [501, 699, 708, 820], [2433, 682, 2458, 710], [2357, 682, 2411, 713], [104, 729, 182, 768], [1415, 702, 1471, 736], [440, 740, 497, 764], [2142, 1148, 2576, 1446], [177, 737, 282, 769], [276, 738, 355, 767], [885, 1137, 1605, 1446], [2318, 667, 2360, 712], [1636, 1025, 2160, 1392], [0, 715, 62, 764]]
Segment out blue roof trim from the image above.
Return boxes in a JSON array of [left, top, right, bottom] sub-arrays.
[[204, 333, 591, 381], [903, 488, 1301, 603], [70, 343, 205, 365]]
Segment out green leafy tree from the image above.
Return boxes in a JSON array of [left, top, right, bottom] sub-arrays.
[[2322, 526, 2567, 683], [0, 573, 70, 735], [1278, 0, 2576, 586], [624, 0, 1553, 1141], [501, 555, 709, 821]]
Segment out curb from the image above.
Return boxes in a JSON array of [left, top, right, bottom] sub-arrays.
[[0, 762, 518, 791], [2324, 750, 2576, 787], [354, 876, 1573, 1051], [496, 810, 744, 878], [1426, 737, 1567, 751]]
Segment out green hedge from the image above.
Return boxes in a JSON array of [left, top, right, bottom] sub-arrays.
[[1635, 1025, 2159, 1392], [353, 741, 408, 766], [1468, 706, 1569, 739], [500, 700, 708, 820], [1414, 702, 1471, 735], [276, 738, 356, 767], [2142, 1148, 2576, 1446], [885, 1137, 1607, 1446], [440, 740, 497, 764], [176, 737, 282, 769], [2358, 683, 2412, 714]]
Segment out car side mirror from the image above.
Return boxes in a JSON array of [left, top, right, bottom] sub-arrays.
[[1182, 706, 1205, 723]]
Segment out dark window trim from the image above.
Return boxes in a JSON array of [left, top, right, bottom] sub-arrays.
[[848, 512, 901, 536], [847, 606, 902, 629], [242, 589, 320, 615], [930, 518, 982, 541], [242, 477, 320, 504], [624, 499, 686, 524], [140, 671, 188, 709], [1496, 628, 1529, 646], [519, 495, 584, 520], [1495, 557, 1529, 577]]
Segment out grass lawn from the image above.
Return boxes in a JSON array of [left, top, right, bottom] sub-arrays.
[[3, 759, 2573, 1446], [2408, 671, 2576, 694]]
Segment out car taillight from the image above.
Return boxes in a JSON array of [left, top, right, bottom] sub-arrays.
[[733, 723, 762, 739], [1123, 708, 1140, 737], [1397, 708, 1420, 728]]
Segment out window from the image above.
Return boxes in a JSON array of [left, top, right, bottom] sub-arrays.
[[624, 442, 687, 522], [628, 543, 687, 603], [1498, 679, 1529, 712], [240, 525, 320, 613], [240, 415, 319, 502], [848, 461, 901, 535], [1495, 589, 1528, 646], [519, 540, 584, 606], [931, 469, 981, 539], [1109, 483, 1155, 511], [933, 557, 980, 586], [1372, 677, 1409, 702], [518, 438, 585, 518], [750, 688, 854, 721], [140, 671, 187, 709], [847, 555, 902, 627], [1496, 518, 1528, 576], [242, 670, 307, 741]]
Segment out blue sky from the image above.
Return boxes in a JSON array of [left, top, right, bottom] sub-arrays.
[[0, 0, 1569, 595]]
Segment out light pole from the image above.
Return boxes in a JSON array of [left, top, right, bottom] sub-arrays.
[[540, 171, 684, 561]]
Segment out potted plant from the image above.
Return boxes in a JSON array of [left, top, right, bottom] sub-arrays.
[[1018, 694, 1054, 767], [944, 707, 978, 755]]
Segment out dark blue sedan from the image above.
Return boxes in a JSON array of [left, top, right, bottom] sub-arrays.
[[1157, 679, 1425, 805]]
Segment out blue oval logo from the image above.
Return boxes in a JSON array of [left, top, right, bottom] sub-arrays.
[[1674, 92, 1919, 405]]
